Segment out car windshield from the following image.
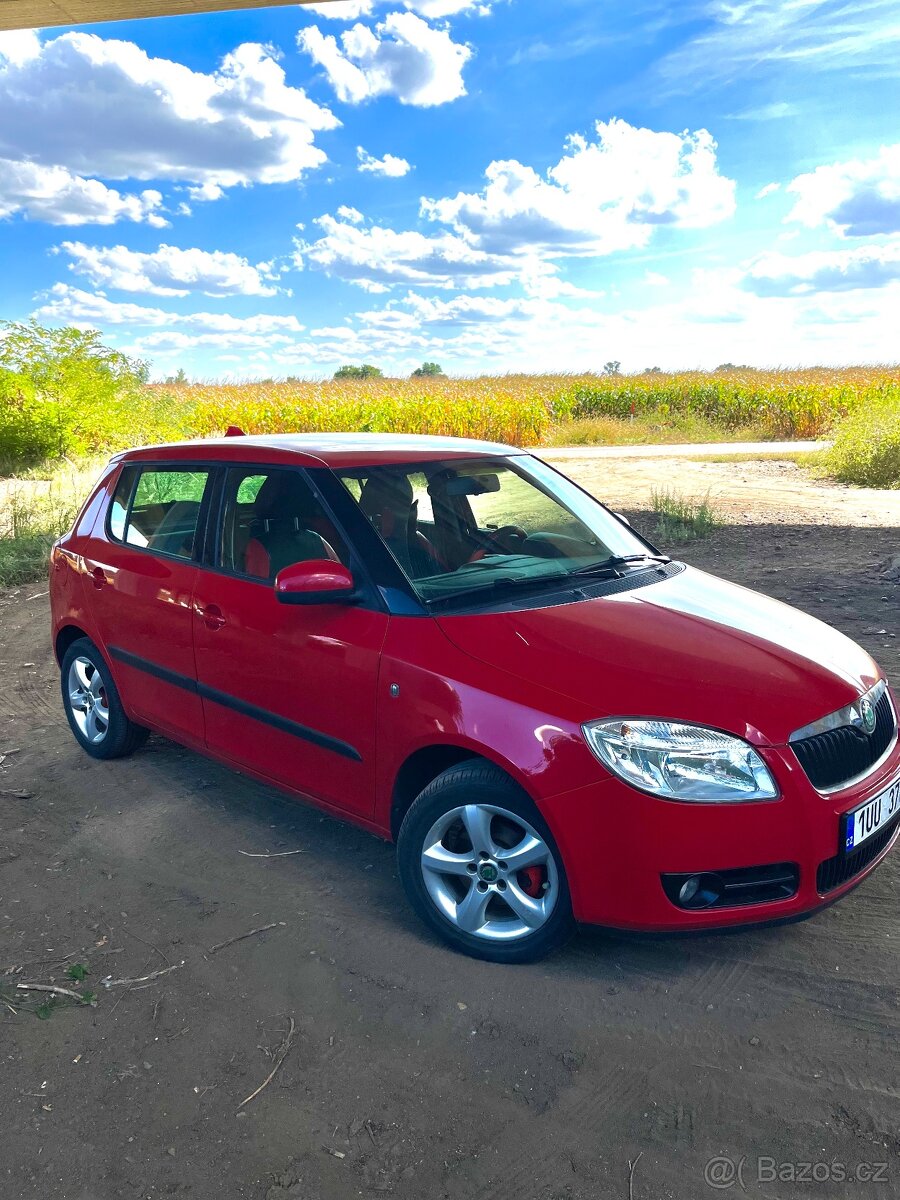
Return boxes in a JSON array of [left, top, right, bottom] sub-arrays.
[[336, 454, 658, 606]]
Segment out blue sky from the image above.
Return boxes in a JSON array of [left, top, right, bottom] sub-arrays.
[[1, 0, 899, 379]]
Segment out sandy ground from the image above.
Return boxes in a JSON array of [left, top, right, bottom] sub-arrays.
[[1, 456, 899, 1200]]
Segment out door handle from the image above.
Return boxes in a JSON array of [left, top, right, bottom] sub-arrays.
[[90, 566, 107, 591], [198, 603, 226, 631]]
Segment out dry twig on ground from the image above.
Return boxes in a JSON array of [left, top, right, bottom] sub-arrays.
[[208, 923, 284, 955], [238, 1017, 296, 1110], [102, 961, 185, 989]]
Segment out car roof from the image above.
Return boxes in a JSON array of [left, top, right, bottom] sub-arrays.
[[113, 432, 525, 470]]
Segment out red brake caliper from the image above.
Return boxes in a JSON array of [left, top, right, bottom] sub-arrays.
[[518, 866, 544, 897]]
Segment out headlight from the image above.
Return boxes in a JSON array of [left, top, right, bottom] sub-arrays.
[[582, 718, 778, 802]]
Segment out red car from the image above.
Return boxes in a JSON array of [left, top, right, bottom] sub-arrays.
[[50, 434, 899, 962]]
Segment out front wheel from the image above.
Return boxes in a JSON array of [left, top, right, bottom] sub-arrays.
[[397, 762, 575, 963], [60, 638, 149, 760]]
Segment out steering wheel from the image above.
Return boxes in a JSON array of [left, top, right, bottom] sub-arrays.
[[485, 524, 529, 551]]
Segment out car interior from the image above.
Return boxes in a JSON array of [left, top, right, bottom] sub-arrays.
[[221, 470, 345, 579], [340, 461, 602, 581]]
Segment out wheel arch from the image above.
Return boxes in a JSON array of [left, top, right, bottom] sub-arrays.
[[389, 743, 538, 841], [55, 623, 91, 666]]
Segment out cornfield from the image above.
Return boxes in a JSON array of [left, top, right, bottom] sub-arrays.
[[149, 367, 900, 448]]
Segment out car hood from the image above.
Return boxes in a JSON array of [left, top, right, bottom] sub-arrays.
[[435, 565, 880, 746]]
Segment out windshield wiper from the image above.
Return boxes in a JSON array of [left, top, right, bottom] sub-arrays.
[[570, 553, 670, 577], [424, 571, 573, 609]]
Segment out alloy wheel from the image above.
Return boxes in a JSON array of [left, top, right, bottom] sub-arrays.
[[420, 803, 559, 942], [67, 655, 110, 744]]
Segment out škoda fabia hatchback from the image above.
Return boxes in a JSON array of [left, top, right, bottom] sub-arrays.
[[50, 434, 899, 962]]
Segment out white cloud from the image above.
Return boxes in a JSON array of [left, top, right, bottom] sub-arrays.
[[336, 204, 364, 222], [787, 144, 900, 237], [357, 291, 539, 328], [357, 145, 412, 176], [304, 1, 376, 16], [725, 102, 798, 122], [43, 274, 900, 378], [0, 33, 338, 191], [187, 182, 224, 203], [742, 240, 900, 296], [294, 210, 526, 289], [303, 0, 490, 19], [0, 159, 166, 226], [56, 242, 283, 297], [658, 0, 900, 91], [34, 284, 305, 334], [756, 182, 780, 199], [298, 12, 471, 106], [0, 30, 41, 65], [423, 118, 736, 256]]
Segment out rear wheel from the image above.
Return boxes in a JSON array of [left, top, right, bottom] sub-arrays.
[[60, 638, 149, 760], [397, 762, 575, 963]]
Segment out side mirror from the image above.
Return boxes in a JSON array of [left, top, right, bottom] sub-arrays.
[[274, 559, 359, 606], [614, 512, 632, 527]]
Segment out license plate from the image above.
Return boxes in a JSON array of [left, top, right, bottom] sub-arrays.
[[844, 773, 900, 853]]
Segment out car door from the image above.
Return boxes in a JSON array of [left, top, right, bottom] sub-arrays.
[[191, 463, 389, 818], [82, 461, 212, 743]]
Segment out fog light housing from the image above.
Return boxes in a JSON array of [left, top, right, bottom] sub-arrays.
[[663, 863, 799, 910], [676, 873, 724, 909]]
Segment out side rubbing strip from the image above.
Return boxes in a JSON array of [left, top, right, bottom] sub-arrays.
[[107, 645, 362, 762]]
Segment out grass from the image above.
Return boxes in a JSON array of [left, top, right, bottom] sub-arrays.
[[0, 460, 100, 586], [683, 449, 828, 466], [650, 487, 718, 543], [543, 414, 775, 448]]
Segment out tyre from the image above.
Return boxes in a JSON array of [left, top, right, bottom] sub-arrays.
[[60, 637, 149, 760], [397, 761, 575, 963]]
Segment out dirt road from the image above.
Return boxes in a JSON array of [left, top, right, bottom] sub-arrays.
[[1, 457, 898, 1200]]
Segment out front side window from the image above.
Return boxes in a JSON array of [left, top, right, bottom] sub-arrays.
[[219, 466, 349, 581], [111, 467, 210, 560], [336, 455, 658, 607]]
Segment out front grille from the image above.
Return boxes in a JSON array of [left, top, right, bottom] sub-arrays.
[[793, 690, 896, 791], [816, 812, 900, 893]]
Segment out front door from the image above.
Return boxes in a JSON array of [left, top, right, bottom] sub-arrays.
[[83, 462, 212, 742], [191, 464, 388, 817]]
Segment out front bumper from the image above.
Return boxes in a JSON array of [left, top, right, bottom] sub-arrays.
[[539, 733, 900, 932]]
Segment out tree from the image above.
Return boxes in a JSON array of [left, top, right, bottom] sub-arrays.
[[603, 361, 621, 376], [164, 367, 189, 385], [334, 364, 383, 379], [643, 366, 663, 374], [411, 361, 444, 378], [0, 320, 149, 460]]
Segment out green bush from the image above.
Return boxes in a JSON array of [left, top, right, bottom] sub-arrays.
[[0, 321, 150, 463], [823, 395, 900, 488], [0, 369, 63, 465]]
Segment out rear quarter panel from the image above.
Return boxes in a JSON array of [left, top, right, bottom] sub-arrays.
[[50, 460, 120, 663]]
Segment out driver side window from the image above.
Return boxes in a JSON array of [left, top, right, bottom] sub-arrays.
[[219, 467, 348, 581]]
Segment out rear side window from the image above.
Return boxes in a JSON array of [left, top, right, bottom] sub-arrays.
[[219, 465, 349, 580], [109, 466, 210, 560]]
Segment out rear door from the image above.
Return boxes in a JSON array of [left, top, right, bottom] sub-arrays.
[[191, 463, 389, 818], [83, 462, 212, 742]]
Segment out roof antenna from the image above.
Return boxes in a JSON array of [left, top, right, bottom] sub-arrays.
[[225, 425, 246, 437]]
